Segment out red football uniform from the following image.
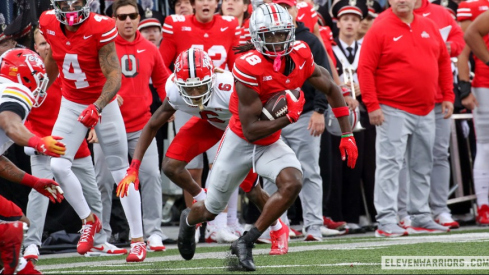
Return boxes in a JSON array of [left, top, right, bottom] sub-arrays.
[[0, 195, 23, 221], [25, 77, 90, 159], [319, 25, 336, 67], [115, 31, 170, 132], [39, 11, 118, 104], [297, 2, 318, 33], [160, 14, 241, 69], [239, 18, 251, 45], [457, 0, 489, 87], [231, 41, 315, 145]]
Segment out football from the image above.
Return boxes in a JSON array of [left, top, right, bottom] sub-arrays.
[[260, 89, 301, 121]]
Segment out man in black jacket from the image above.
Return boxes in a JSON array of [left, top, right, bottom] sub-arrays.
[[260, 0, 342, 241]]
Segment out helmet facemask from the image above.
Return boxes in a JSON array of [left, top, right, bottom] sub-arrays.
[[175, 76, 214, 108], [250, 3, 295, 58], [51, 0, 93, 26]]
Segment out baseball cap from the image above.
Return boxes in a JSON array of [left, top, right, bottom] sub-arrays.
[[138, 18, 162, 31], [273, 0, 297, 7]]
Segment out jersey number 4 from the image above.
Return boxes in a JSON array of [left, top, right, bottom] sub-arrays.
[[62, 54, 89, 89]]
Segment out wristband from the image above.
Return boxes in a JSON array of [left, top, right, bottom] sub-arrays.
[[341, 132, 353, 138], [93, 103, 102, 114], [130, 159, 141, 171], [332, 106, 350, 118], [20, 173, 38, 188]]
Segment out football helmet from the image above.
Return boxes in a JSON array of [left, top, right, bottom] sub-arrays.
[[51, 0, 93, 26], [173, 48, 215, 107], [249, 3, 295, 57], [0, 49, 49, 108], [325, 104, 360, 136]]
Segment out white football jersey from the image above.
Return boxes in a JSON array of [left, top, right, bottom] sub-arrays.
[[166, 71, 234, 131], [0, 81, 34, 154]]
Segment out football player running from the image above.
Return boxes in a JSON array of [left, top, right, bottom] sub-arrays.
[[39, 0, 144, 257], [177, 3, 358, 271], [118, 48, 285, 252], [0, 48, 65, 274]]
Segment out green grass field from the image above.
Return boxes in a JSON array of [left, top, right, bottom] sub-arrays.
[[36, 228, 489, 274]]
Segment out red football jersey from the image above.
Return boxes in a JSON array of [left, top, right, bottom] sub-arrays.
[[239, 18, 251, 45], [457, 0, 489, 88], [230, 41, 315, 145], [39, 11, 118, 104], [457, 0, 489, 21], [115, 31, 170, 132], [160, 14, 241, 69], [319, 26, 336, 67], [297, 2, 318, 33], [25, 77, 91, 159]]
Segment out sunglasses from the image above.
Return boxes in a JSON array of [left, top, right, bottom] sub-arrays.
[[115, 13, 139, 20]]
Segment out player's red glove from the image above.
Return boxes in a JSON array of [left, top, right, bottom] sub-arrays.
[[21, 173, 64, 203], [78, 104, 102, 128], [285, 90, 305, 123], [28, 136, 66, 157], [339, 132, 358, 169], [116, 159, 141, 198]]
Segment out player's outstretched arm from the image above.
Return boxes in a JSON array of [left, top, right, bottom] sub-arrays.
[[96, 42, 122, 109], [0, 155, 64, 203], [236, 82, 290, 143], [465, 10, 489, 64], [117, 100, 176, 198], [132, 100, 176, 162], [0, 111, 65, 157]]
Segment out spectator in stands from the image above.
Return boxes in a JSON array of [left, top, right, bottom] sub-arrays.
[[358, 0, 453, 237]]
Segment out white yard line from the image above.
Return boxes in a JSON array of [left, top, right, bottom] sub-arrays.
[[43, 263, 380, 273], [37, 232, 489, 272]]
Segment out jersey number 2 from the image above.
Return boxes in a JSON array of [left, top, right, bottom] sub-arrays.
[[62, 54, 89, 89]]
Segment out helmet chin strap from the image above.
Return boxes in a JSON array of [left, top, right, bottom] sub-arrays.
[[273, 53, 282, 72], [67, 12, 77, 26]]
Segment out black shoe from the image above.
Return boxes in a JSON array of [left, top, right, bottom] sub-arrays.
[[178, 208, 196, 260], [230, 236, 256, 271]]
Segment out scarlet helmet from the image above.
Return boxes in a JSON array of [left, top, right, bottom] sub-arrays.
[[249, 3, 295, 57], [51, 0, 93, 26], [173, 48, 215, 107], [0, 49, 49, 108]]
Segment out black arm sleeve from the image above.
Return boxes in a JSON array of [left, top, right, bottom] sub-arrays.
[[0, 102, 26, 121]]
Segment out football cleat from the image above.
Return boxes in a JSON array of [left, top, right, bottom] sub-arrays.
[[230, 235, 256, 271], [178, 208, 196, 260], [16, 258, 42, 275], [476, 204, 489, 226], [23, 244, 39, 261], [126, 242, 146, 262], [77, 214, 102, 255], [147, 234, 166, 252], [399, 215, 412, 229], [205, 223, 239, 243], [270, 219, 289, 255], [86, 242, 127, 256]]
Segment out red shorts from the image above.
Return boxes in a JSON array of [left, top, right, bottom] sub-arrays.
[[166, 116, 258, 193], [166, 117, 224, 163]]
